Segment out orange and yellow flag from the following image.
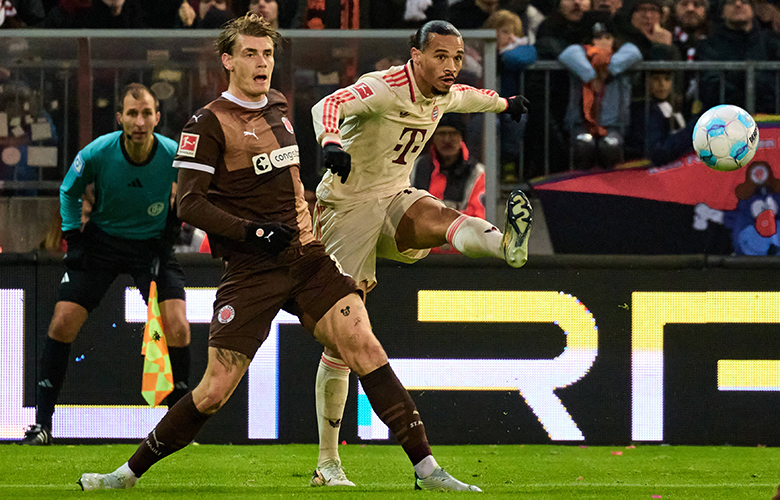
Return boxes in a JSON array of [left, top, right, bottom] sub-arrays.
[[141, 281, 174, 407]]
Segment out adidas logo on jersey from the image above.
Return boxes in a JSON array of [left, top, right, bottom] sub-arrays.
[[128, 178, 143, 188], [400, 111, 410, 117]]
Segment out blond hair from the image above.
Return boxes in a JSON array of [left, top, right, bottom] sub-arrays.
[[483, 9, 524, 37], [217, 13, 281, 81]]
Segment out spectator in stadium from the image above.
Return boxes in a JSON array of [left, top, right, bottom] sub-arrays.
[[668, 0, 711, 117], [525, 0, 610, 176], [696, 0, 780, 114], [498, 0, 546, 43], [411, 113, 487, 252], [593, 0, 622, 15], [625, 69, 697, 164], [754, 0, 780, 33], [670, 0, 710, 55], [615, 0, 680, 59], [42, 0, 145, 28], [483, 8, 537, 181], [309, 19, 532, 487], [303, 0, 359, 28], [245, 0, 301, 28], [20, 83, 191, 446], [78, 14, 482, 493], [134, 0, 180, 27], [178, 0, 235, 28], [2, 0, 44, 26], [449, 0, 500, 29], [559, 20, 643, 169], [246, 0, 277, 27]]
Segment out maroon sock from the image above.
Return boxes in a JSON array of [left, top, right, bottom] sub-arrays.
[[359, 363, 431, 465], [127, 392, 210, 477]]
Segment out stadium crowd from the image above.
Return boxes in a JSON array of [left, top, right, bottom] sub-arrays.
[[0, 0, 779, 182]]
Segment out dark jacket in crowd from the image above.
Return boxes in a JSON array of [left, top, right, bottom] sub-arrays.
[[625, 98, 697, 165], [42, 0, 145, 28], [696, 22, 780, 114]]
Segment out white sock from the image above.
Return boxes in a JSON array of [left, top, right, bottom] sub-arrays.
[[315, 353, 351, 467], [414, 455, 439, 479], [117, 462, 136, 479], [447, 215, 503, 259]]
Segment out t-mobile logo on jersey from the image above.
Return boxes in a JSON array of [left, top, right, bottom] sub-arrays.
[[392, 127, 426, 165]]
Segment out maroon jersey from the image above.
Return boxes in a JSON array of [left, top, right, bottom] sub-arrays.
[[174, 90, 314, 258]]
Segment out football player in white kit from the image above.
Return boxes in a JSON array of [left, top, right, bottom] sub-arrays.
[[308, 20, 533, 488]]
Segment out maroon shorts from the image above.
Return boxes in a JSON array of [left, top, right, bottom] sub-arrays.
[[208, 242, 361, 358]]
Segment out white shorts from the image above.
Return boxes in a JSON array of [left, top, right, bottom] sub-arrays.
[[314, 188, 434, 291]]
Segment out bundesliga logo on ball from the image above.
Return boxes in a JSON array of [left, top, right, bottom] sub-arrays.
[[692, 104, 759, 172]]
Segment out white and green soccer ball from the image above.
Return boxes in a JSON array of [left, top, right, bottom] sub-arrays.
[[692, 104, 759, 171]]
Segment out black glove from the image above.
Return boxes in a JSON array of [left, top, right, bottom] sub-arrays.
[[322, 143, 351, 184], [160, 201, 182, 248], [63, 229, 86, 270], [504, 95, 530, 122], [245, 222, 295, 255]]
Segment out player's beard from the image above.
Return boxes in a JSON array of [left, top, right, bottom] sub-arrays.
[[431, 85, 451, 96]]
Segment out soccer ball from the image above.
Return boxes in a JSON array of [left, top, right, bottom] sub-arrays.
[[692, 104, 759, 171]]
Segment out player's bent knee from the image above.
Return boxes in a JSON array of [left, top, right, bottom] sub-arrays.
[[338, 335, 388, 377], [47, 302, 88, 343], [192, 381, 232, 415]]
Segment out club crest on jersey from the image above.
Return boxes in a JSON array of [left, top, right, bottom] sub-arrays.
[[353, 82, 374, 99], [177, 133, 199, 158], [282, 116, 294, 134], [147, 202, 165, 217], [217, 305, 235, 324], [431, 106, 439, 122]]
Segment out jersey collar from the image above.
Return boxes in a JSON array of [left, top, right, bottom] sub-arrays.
[[120, 133, 158, 167], [405, 60, 420, 104], [221, 91, 268, 109]]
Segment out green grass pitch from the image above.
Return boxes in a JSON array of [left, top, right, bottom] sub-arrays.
[[1, 443, 778, 499]]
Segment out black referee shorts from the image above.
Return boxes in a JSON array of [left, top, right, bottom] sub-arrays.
[[58, 222, 186, 312]]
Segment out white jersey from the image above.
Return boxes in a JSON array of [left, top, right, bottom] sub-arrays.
[[312, 61, 508, 207]]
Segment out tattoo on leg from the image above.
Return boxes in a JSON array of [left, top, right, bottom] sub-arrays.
[[354, 317, 362, 327], [340, 305, 351, 316], [214, 348, 248, 372]]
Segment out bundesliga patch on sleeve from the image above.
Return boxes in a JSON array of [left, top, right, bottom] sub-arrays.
[[177, 132, 200, 158], [352, 82, 374, 100]]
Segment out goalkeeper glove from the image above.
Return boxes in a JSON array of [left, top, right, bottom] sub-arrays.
[[322, 143, 351, 184], [245, 222, 295, 255], [504, 95, 530, 122]]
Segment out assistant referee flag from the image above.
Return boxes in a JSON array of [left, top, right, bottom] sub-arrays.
[[141, 281, 174, 407]]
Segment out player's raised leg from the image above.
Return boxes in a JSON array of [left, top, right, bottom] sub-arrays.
[[313, 293, 482, 492], [395, 191, 532, 268], [78, 346, 250, 490]]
